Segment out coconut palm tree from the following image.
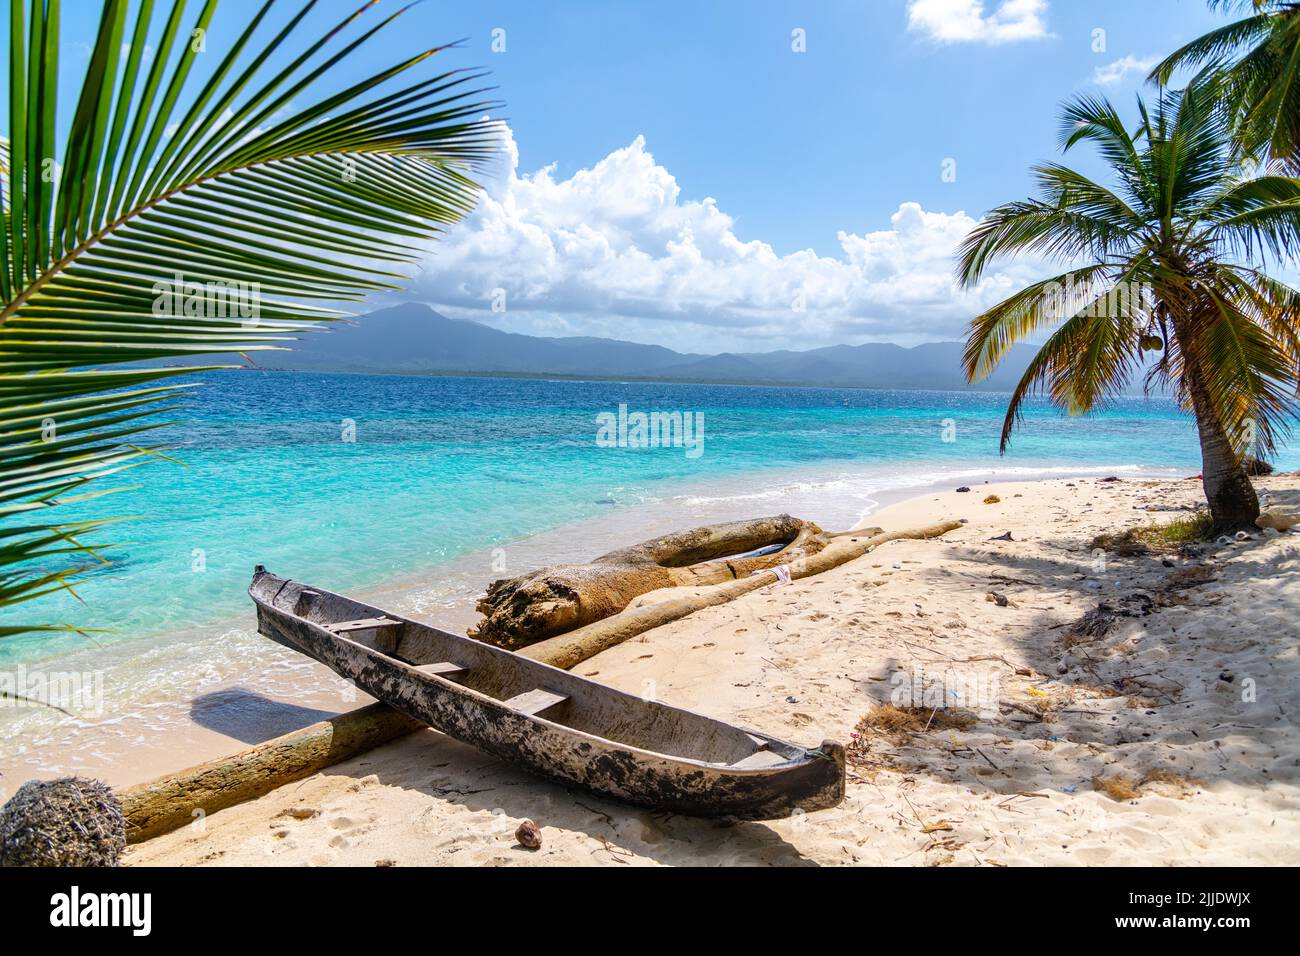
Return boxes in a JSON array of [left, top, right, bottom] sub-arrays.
[[1, 0, 500, 638], [958, 74, 1300, 531], [1150, 1, 1300, 170]]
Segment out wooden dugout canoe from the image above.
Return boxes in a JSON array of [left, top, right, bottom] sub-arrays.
[[250, 568, 844, 820]]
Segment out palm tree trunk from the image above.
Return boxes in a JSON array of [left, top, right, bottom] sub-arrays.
[[1181, 357, 1260, 531]]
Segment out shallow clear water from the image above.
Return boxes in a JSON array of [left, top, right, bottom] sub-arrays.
[[7, 369, 1290, 668]]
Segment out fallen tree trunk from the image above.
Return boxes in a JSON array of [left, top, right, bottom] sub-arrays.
[[119, 702, 422, 843], [520, 520, 963, 670], [471, 514, 827, 649], [120, 517, 959, 843]]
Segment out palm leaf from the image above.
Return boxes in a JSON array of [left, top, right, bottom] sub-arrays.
[[962, 265, 1113, 380], [994, 304, 1141, 452], [1, 0, 502, 638], [1148, 6, 1273, 85]]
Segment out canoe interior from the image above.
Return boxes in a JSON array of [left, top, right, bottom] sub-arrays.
[[253, 572, 807, 769]]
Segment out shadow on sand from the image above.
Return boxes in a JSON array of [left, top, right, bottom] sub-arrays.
[[848, 520, 1298, 808]]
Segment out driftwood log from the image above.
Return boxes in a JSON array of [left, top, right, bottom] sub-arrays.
[[119, 702, 422, 843], [519, 520, 963, 670], [119, 516, 960, 843], [472, 515, 828, 649]]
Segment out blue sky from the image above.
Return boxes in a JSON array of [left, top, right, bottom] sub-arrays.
[[447, 0, 1220, 255], [25, 1, 1239, 350]]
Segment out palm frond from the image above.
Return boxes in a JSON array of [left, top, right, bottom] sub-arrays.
[[956, 200, 1134, 287], [1, 0, 502, 637], [1148, 9, 1273, 85], [1188, 285, 1296, 455], [1058, 94, 1149, 200], [963, 265, 1115, 380], [1032, 163, 1147, 232], [1211, 196, 1300, 260], [1153, 1, 1300, 171], [993, 304, 1140, 452], [1220, 265, 1300, 378]]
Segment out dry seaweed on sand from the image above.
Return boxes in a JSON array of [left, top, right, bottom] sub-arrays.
[[1061, 567, 1217, 648], [1060, 593, 1155, 645], [1065, 605, 1120, 642], [1159, 563, 1218, 591], [1092, 772, 1142, 801], [853, 704, 977, 748], [1092, 768, 1199, 802], [1138, 768, 1199, 798]]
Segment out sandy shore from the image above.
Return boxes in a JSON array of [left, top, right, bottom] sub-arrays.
[[127, 475, 1300, 866]]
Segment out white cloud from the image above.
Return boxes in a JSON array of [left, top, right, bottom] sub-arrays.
[[409, 126, 1051, 350], [906, 0, 1051, 45], [1092, 54, 1158, 87]]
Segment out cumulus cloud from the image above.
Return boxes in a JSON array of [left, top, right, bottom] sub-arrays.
[[409, 126, 1051, 350], [1092, 54, 1158, 87], [905, 0, 1051, 45]]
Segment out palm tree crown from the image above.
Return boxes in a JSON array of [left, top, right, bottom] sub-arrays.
[[958, 74, 1300, 528]]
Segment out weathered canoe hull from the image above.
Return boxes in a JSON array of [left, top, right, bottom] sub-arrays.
[[251, 571, 844, 820]]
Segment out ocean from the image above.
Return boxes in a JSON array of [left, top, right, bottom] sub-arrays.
[[2, 370, 1290, 783]]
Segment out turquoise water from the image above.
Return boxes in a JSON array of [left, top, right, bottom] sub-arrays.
[[5, 370, 1291, 666]]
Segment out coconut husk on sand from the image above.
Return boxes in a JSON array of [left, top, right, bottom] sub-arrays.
[[0, 777, 126, 867]]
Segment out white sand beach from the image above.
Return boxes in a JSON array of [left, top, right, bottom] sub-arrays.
[[126, 475, 1300, 867]]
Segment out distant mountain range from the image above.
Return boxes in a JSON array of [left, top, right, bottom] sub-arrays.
[[260, 303, 1038, 391]]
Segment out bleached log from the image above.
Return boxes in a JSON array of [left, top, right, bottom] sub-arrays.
[[518, 520, 963, 670]]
